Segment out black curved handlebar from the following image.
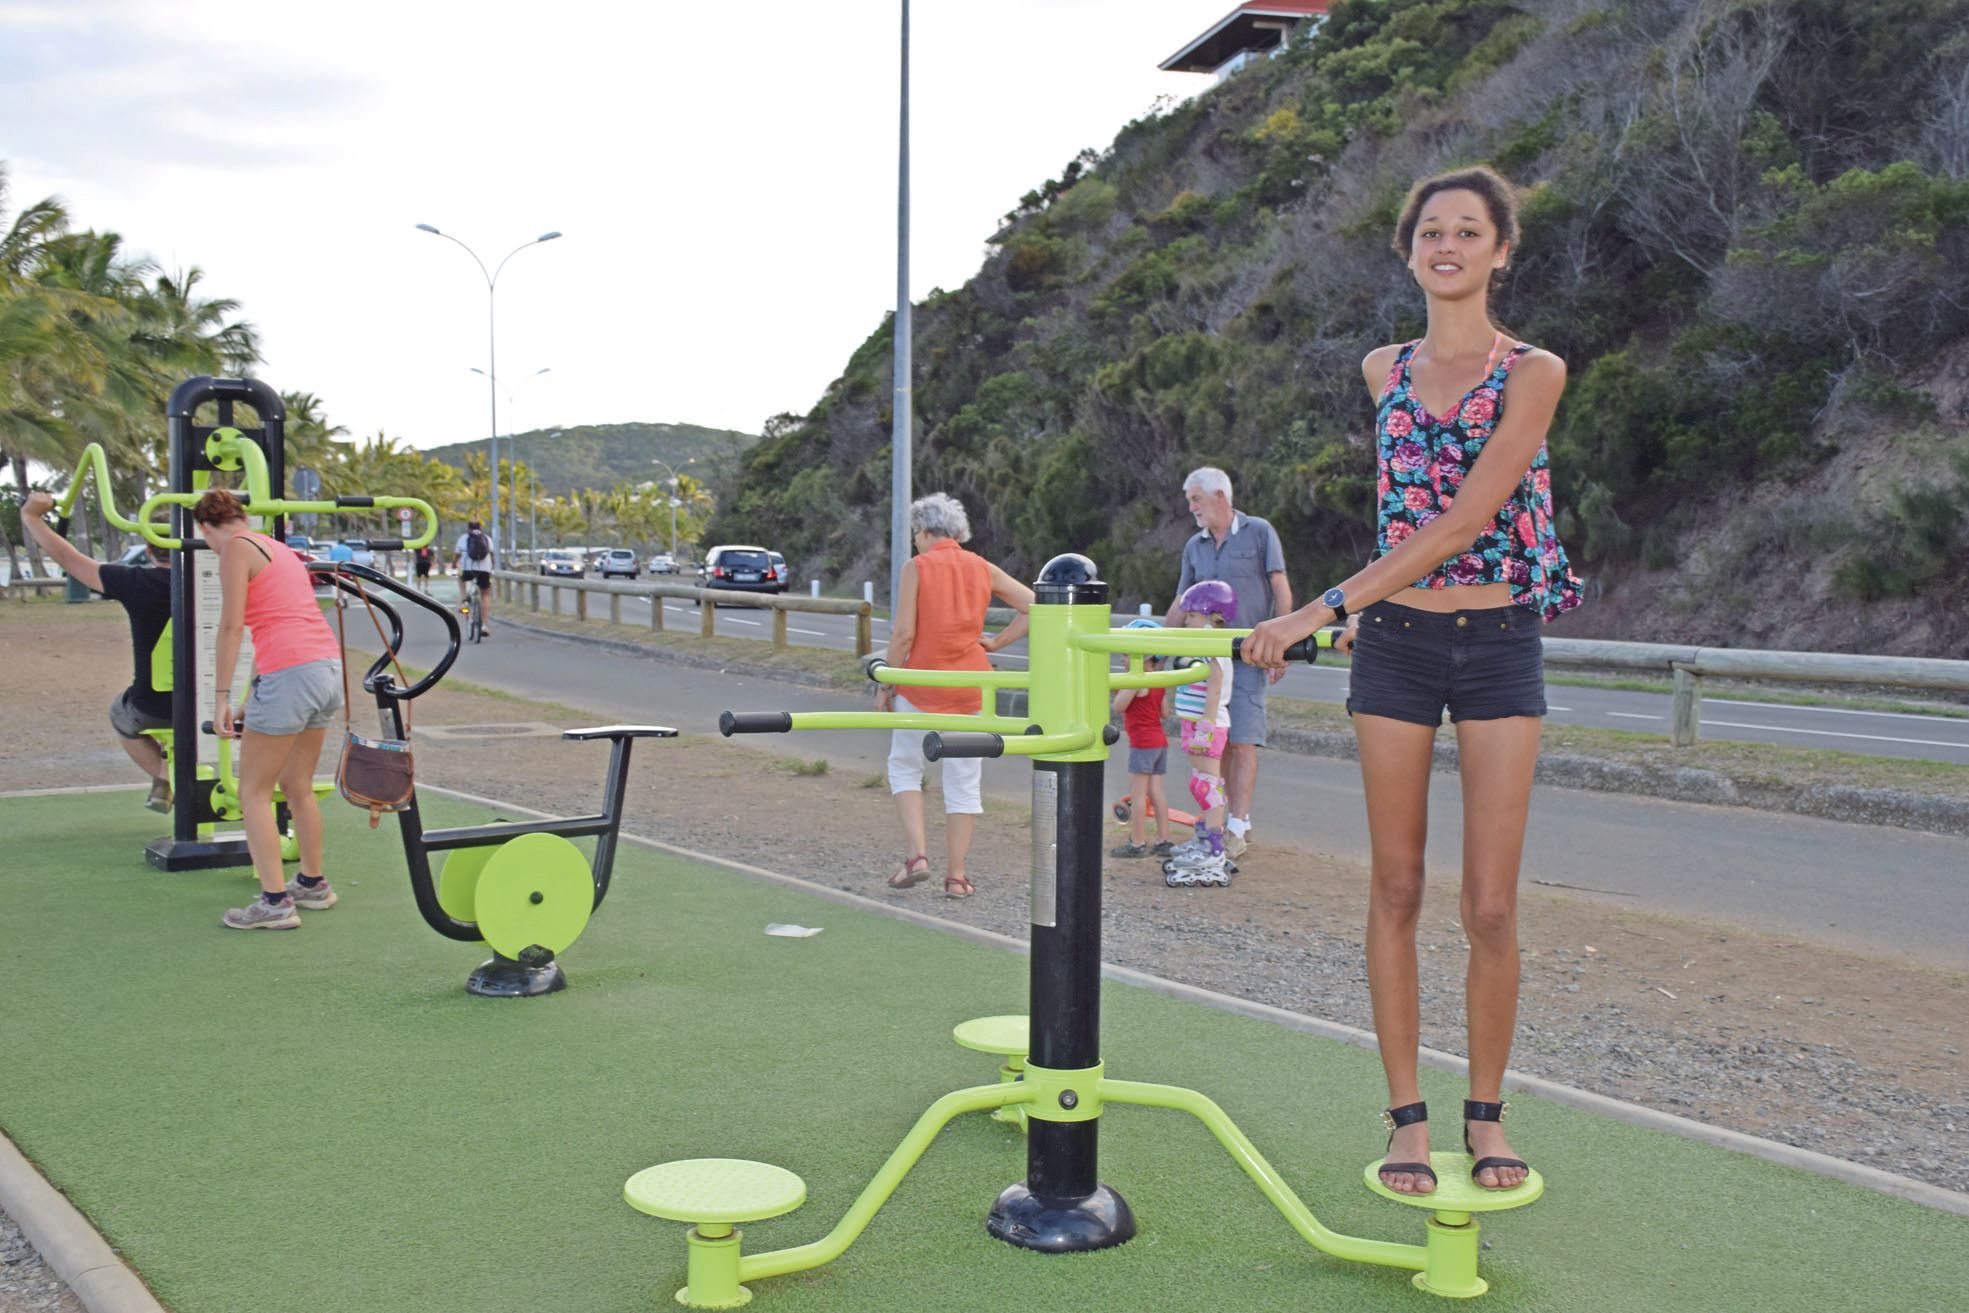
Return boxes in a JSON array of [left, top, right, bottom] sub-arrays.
[[307, 561, 460, 700], [924, 731, 1005, 760], [721, 711, 793, 736], [1229, 637, 1319, 665]]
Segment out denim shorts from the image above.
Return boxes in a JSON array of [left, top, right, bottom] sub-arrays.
[[109, 687, 171, 740], [244, 659, 344, 737], [1226, 662, 1269, 745], [1345, 601, 1546, 726], [1126, 745, 1167, 775]]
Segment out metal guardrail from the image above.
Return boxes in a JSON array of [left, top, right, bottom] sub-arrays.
[[1542, 638, 1969, 746], [491, 568, 875, 657]]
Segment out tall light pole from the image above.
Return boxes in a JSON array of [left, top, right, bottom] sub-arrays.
[[533, 431, 562, 559], [650, 457, 695, 560], [469, 364, 551, 554], [889, 0, 912, 613], [415, 224, 562, 557]]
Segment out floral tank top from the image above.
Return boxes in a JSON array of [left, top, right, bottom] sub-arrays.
[[1374, 339, 1584, 621]]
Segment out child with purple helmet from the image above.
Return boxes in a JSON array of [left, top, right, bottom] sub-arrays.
[[1163, 580, 1236, 886]]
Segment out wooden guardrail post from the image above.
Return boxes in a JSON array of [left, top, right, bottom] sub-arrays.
[[650, 590, 664, 632], [856, 604, 872, 658], [700, 595, 715, 638], [576, 587, 588, 622], [609, 592, 621, 626], [772, 605, 788, 650], [1671, 664, 1702, 747], [530, 579, 540, 612]]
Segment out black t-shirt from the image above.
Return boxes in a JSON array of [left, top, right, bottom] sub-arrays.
[[97, 563, 173, 721]]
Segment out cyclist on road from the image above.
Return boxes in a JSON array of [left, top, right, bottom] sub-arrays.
[[452, 519, 495, 637]]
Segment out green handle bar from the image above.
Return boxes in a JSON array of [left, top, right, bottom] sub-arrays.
[[53, 444, 147, 533]]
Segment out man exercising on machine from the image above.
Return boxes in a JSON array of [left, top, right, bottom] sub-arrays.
[[20, 490, 176, 811]]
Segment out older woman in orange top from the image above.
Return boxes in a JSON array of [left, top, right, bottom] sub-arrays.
[[879, 493, 1033, 899]]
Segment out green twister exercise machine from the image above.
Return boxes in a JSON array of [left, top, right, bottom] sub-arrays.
[[54, 376, 439, 870], [625, 554, 1542, 1305]]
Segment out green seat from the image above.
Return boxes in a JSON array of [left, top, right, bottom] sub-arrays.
[[625, 1159, 806, 1310], [1362, 1152, 1543, 1298], [952, 1016, 1029, 1129], [625, 1158, 805, 1226]]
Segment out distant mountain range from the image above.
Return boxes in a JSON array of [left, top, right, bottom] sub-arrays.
[[422, 421, 756, 498]]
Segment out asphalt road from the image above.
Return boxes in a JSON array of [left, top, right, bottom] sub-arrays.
[[383, 592, 1968, 969], [545, 583, 1969, 766]]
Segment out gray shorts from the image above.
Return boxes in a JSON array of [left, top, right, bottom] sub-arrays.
[[244, 659, 344, 736], [1227, 662, 1268, 746], [110, 687, 171, 740], [1126, 745, 1167, 776]]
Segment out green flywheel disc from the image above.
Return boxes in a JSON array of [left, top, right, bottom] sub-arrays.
[[436, 845, 499, 924], [471, 833, 595, 958]]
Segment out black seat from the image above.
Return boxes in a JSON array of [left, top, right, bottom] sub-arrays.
[[562, 725, 679, 741]]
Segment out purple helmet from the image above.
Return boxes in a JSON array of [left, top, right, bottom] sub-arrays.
[[1178, 579, 1237, 624]]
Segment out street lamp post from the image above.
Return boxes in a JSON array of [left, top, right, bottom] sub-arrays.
[[649, 457, 694, 561], [533, 431, 562, 559], [469, 365, 550, 555], [415, 224, 562, 557]]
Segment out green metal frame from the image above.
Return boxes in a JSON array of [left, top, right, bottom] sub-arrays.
[[647, 606, 1539, 1306]]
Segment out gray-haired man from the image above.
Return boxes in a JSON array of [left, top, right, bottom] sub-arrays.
[[1164, 467, 1291, 859]]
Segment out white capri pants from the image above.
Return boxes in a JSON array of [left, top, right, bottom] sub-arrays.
[[887, 692, 984, 814]]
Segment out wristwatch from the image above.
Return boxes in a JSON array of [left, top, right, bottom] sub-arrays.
[[1321, 586, 1347, 621]]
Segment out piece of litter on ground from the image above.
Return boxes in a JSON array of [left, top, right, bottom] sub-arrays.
[[764, 923, 823, 938], [1655, 987, 1677, 999]]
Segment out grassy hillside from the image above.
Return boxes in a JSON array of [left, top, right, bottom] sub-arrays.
[[707, 0, 1967, 655], [423, 421, 755, 499]]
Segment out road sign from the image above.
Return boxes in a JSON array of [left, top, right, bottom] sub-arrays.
[[398, 506, 413, 524], [292, 467, 322, 500]]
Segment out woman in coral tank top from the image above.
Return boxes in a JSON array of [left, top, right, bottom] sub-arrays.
[[877, 493, 1033, 899], [193, 489, 345, 932]]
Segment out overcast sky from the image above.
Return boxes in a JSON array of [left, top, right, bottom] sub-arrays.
[[3, 0, 1224, 449]]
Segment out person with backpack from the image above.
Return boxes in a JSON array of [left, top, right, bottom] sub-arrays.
[[451, 519, 496, 636]]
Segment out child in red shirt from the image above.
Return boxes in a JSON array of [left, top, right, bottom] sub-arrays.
[[1109, 621, 1175, 859]]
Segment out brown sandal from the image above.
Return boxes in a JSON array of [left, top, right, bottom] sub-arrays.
[[887, 854, 930, 890], [942, 874, 975, 899]]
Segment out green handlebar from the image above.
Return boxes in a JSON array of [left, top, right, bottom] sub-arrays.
[[869, 666, 1030, 689], [784, 711, 1036, 735], [53, 445, 147, 533], [1074, 627, 1338, 658]]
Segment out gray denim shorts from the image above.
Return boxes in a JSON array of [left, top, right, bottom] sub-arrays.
[[1227, 662, 1268, 746], [244, 659, 344, 736], [109, 687, 171, 740], [1126, 745, 1167, 776]]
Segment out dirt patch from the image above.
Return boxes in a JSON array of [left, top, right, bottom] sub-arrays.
[[3, 603, 1963, 1194]]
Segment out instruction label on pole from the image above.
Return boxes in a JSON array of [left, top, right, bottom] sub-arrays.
[[1029, 770, 1058, 928], [194, 549, 253, 729]]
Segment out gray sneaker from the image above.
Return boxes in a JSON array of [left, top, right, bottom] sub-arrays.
[[1223, 828, 1249, 859], [222, 896, 301, 930], [1109, 842, 1150, 859], [145, 778, 173, 813], [286, 876, 339, 910]]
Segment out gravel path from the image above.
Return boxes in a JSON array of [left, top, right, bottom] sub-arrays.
[[0, 1210, 85, 1313]]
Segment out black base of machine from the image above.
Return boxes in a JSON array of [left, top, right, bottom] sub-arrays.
[[145, 836, 253, 871], [986, 1181, 1136, 1253], [466, 950, 566, 998]]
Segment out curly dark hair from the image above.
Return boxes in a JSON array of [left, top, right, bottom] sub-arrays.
[[1391, 165, 1522, 264]]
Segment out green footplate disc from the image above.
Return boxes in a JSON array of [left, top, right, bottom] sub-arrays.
[[952, 1015, 1030, 1057], [436, 845, 500, 923], [472, 833, 594, 958], [624, 1159, 806, 1224], [1364, 1152, 1544, 1211]]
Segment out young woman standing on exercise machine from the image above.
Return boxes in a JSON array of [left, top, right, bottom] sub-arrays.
[[1242, 166, 1583, 1195]]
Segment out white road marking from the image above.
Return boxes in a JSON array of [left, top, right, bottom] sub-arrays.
[[1607, 711, 1662, 721], [787, 626, 827, 636], [1546, 705, 1573, 712], [1700, 718, 1969, 750], [1706, 697, 1969, 726], [722, 617, 762, 627]]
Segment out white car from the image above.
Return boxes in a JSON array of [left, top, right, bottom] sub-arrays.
[[647, 552, 677, 574], [598, 548, 639, 579]]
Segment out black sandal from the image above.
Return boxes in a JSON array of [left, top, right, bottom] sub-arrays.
[[1377, 1101, 1437, 1190], [1463, 1099, 1530, 1188]]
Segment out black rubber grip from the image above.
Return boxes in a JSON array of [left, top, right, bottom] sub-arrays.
[[1102, 724, 1120, 746], [1229, 637, 1318, 664], [924, 731, 1004, 760], [335, 495, 375, 508], [53, 516, 71, 537], [860, 655, 889, 681], [365, 538, 405, 551], [719, 711, 793, 736], [200, 718, 240, 734]]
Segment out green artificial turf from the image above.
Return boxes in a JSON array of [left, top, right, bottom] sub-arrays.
[[1, 791, 1960, 1313]]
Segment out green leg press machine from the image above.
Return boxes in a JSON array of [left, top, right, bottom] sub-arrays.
[[626, 554, 1541, 1306]]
